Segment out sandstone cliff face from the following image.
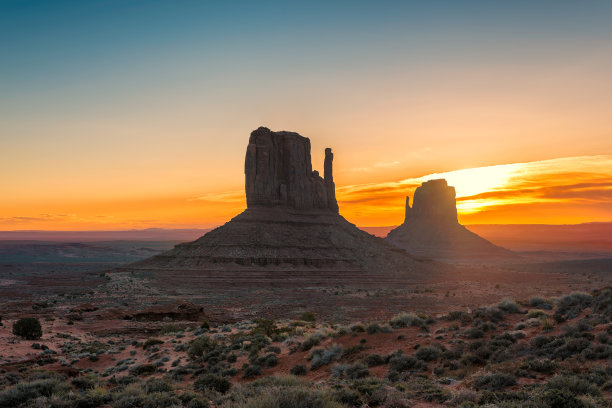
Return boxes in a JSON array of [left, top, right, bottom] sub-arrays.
[[245, 127, 338, 212], [387, 179, 513, 262]]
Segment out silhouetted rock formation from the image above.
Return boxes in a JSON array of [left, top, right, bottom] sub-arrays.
[[410, 179, 457, 222], [386, 179, 514, 262], [245, 127, 338, 212], [130, 127, 429, 275]]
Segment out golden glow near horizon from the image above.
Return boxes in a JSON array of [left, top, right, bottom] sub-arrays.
[[337, 155, 612, 226], [2, 155, 612, 230]]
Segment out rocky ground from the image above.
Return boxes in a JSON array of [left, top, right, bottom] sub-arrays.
[[0, 285, 610, 407]]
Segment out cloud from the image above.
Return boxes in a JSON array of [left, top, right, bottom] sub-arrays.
[[189, 190, 244, 203], [337, 155, 612, 225]]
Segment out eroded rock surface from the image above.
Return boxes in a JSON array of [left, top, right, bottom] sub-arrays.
[[245, 127, 338, 212]]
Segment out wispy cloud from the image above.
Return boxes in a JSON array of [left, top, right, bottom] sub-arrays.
[[337, 155, 612, 225]]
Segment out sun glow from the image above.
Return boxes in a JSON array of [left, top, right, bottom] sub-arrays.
[[420, 163, 524, 213]]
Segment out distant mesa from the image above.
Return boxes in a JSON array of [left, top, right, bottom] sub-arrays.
[[129, 127, 430, 274], [386, 179, 514, 262]]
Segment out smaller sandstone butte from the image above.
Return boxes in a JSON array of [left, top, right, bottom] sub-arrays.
[[245, 127, 338, 212], [386, 179, 514, 262]]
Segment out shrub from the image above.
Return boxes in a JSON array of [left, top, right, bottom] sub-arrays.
[[254, 353, 279, 368], [498, 299, 522, 314], [529, 296, 553, 309], [366, 323, 387, 334], [243, 364, 261, 378], [145, 378, 173, 393], [252, 318, 277, 336], [541, 318, 554, 332], [194, 374, 231, 393], [300, 311, 316, 322], [545, 375, 601, 397], [522, 358, 557, 374], [310, 344, 342, 369], [389, 312, 427, 329], [554, 293, 593, 322], [143, 338, 163, 349], [527, 310, 548, 318], [415, 345, 441, 361], [188, 335, 217, 359], [300, 335, 322, 351], [290, 364, 307, 376], [238, 386, 343, 408], [345, 362, 369, 379], [407, 378, 451, 402], [540, 388, 583, 408], [446, 310, 472, 325], [473, 372, 517, 391], [12, 317, 42, 340], [364, 354, 385, 367], [464, 327, 484, 339], [389, 352, 424, 372], [130, 364, 157, 376], [0, 378, 69, 407]]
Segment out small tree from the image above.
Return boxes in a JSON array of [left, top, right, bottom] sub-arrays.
[[13, 317, 42, 340]]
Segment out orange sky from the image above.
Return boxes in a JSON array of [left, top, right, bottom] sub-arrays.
[[2, 154, 611, 230], [2, 3, 612, 231]]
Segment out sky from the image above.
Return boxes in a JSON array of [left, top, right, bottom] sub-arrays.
[[1, 0, 612, 230]]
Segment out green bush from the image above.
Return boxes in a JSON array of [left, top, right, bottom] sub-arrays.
[[12, 317, 42, 340], [540, 388, 584, 408], [310, 344, 343, 369], [464, 327, 484, 339], [415, 345, 441, 361], [529, 296, 553, 310], [145, 378, 173, 393], [240, 386, 343, 408], [188, 335, 217, 359], [545, 375, 601, 397], [129, 363, 157, 376], [364, 354, 385, 367], [498, 299, 522, 314], [388, 352, 424, 372], [290, 364, 308, 376], [243, 364, 262, 378], [194, 373, 231, 393], [389, 312, 428, 329], [473, 373, 517, 391], [0, 378, 69, 407], [554, 293, 593, 322], [143, 338, 163, 349]]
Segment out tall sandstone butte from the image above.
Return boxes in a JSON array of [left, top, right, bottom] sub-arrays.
[[129, 127, 430, 274], [245, 127, 338, 212], [386, 179, 514, 262]]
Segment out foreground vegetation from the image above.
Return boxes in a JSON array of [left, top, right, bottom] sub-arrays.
[[0, 287, 610, 407]]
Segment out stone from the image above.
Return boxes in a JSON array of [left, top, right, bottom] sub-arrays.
[[409, 179, 457, 222], [245, 127, 338, 212], [386, 179, 514, 262]]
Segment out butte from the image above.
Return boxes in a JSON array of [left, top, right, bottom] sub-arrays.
[[128, 127, 434, 282], [385, 179, 514, 263]]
